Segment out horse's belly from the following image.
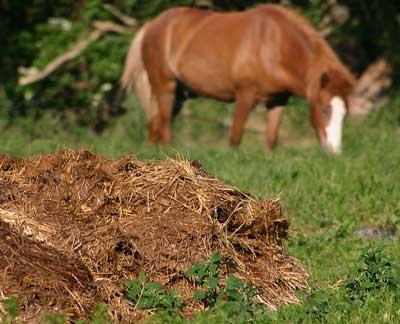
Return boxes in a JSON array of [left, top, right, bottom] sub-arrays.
[[176, 62, 235, 102]]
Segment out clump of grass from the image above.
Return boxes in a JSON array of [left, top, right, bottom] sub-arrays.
[[1, 296, 19, 324]]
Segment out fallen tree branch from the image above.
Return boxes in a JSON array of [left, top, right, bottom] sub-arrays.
[[102, 4, 138, 27], [348, 58, 392, 116], [19, 21, 130, 86], [352, 59, 392, 96], [92, 20, 129, 34]]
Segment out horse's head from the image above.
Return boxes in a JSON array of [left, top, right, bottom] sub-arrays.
[[311, 69, 355, 154]]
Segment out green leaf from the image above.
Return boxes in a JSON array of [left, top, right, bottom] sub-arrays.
[[139, 272, 148, 284], [193, 290, 206, 301], [210, 253, 222, 264], [147, 282, 161, 290], [126, 281, 141, 300], [208, 276, 219, 290], [226, 276, 242, 289]]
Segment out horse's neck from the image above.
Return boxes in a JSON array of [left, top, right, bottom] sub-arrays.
[[305, 54, 326, 102]]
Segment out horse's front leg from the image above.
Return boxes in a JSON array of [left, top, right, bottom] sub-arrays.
[[158, 92, 176, 145], [266, 106, 284, 150], [229, 90, 257, 147], [148, 113, 162, 144], [152, 80, 177, 145]]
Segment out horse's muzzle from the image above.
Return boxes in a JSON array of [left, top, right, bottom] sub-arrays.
[[320, 139, 342, 155]]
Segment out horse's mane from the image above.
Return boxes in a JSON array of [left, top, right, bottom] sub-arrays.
[[257, 4, 356, 91]]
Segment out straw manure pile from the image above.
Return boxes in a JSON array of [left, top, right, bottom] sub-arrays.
[[0, 150, 308, 321]]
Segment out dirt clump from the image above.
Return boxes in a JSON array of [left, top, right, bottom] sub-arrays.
[[0, 150, 308, 322]]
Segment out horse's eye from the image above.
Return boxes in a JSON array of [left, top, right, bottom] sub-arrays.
[[321, 106, 330, 115]]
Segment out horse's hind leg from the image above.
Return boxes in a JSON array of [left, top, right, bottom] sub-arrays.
[[266, 106, 284, 150], [265, 93, 289, 150], [229, 90, 257, 147]]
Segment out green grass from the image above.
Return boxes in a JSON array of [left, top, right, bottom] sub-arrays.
[[1, 94, 400, 323]]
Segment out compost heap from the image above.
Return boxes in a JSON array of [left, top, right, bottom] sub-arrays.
[[0, 150, 308, 321]]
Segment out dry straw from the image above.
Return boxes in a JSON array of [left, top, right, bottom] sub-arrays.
[[0, 150, 308, 322]]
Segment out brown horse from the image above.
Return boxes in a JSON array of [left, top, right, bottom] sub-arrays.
[[121, 4, 356, 154]]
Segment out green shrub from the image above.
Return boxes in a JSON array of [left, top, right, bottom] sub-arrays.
[[125, 272, 184, 316], [345, 246, 399, 302]]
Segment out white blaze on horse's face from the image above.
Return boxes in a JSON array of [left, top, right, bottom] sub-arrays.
[[323, 96, 347, 154]]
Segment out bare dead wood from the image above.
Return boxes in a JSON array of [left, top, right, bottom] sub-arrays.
[[352, 59, 392, 96], [348, 58, 392, 116], [317, 0, 351, 37], [18, 21, 130, 86], [102, 4, 139, 27]]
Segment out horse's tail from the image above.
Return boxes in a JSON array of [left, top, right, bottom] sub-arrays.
[[120, 24, 157, 120]]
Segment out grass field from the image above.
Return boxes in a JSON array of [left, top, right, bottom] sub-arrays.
[[1, 94, 400, 323]]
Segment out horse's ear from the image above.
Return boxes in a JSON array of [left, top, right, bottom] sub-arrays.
[[320, 72, 330, 89]]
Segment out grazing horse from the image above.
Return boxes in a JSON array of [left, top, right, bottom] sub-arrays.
[[120, 4, 355, 154]]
